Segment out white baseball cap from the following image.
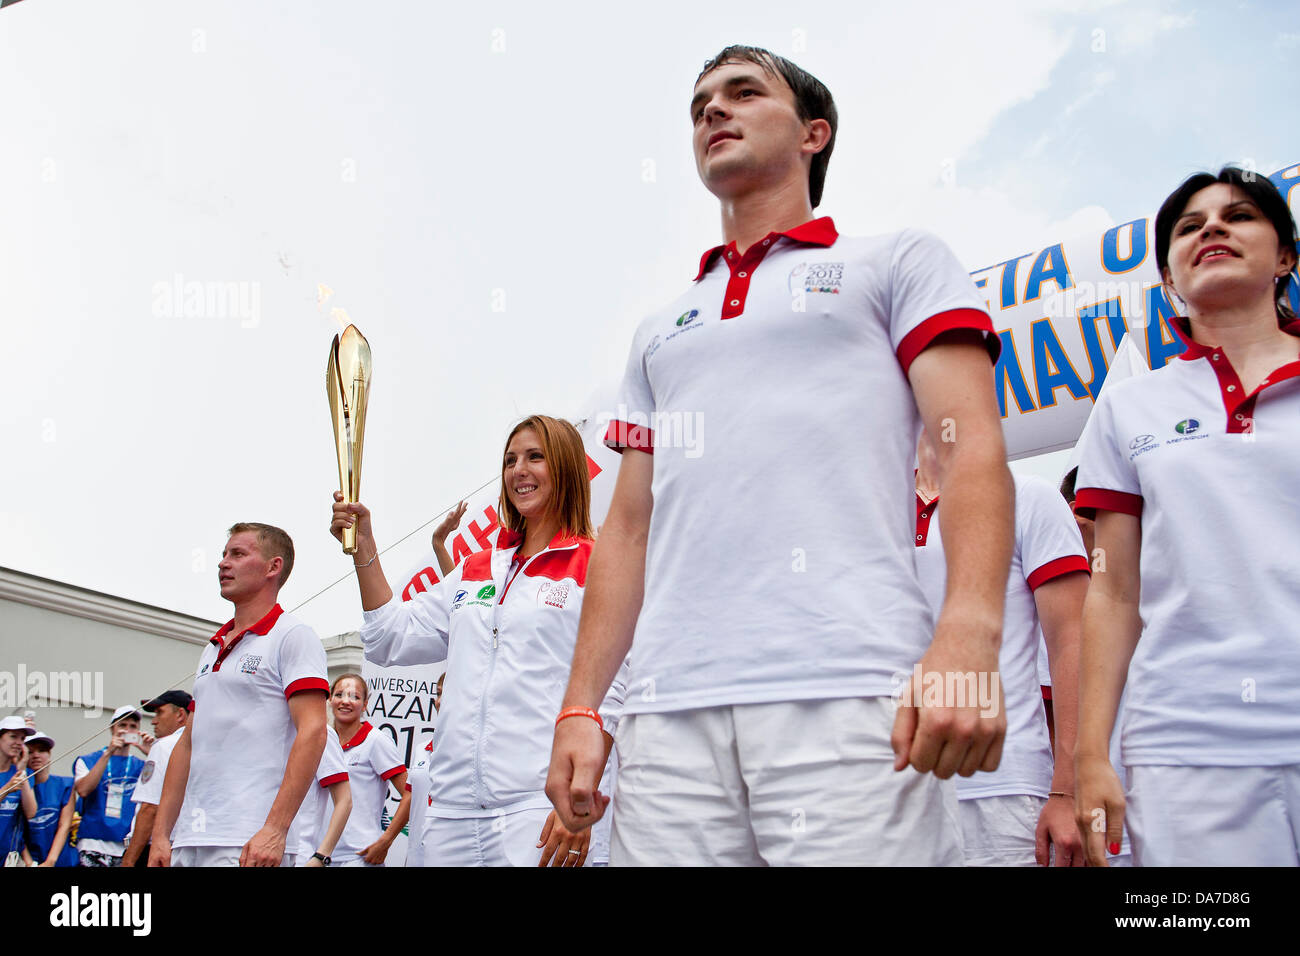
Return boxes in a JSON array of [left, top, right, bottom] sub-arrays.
[[26, 730, 55, 748], [110, 705, 142, 725], [0, 716, 36, 736]]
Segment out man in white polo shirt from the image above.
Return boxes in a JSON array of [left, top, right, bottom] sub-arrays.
[[913, 431, 1088, 865], [546, 44, 1013, 865], [121, 690, 192, 867], [149, 522, 329, 867]]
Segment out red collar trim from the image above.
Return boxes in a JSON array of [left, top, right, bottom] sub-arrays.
[[495, 528, 584, 554], [209, 604, 283, 669], [341, 721, 374, 751], [693, 216, 838, 281], [1172, 315, 1300, 360], [211, 603, 284, 645]]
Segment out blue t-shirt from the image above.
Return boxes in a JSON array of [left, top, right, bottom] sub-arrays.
[[25, 773, 79, 866], [0, 767, 25, 856], [74, 749, 144, 846]]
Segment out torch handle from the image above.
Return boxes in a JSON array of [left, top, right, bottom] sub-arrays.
[[342, 522, 358, 556]]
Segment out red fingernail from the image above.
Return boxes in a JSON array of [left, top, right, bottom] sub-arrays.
[[1108, 842, 1120, 855]]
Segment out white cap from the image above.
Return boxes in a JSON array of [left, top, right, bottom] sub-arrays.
[[0, 716, 36, 736], [110, 705, 142, 725], [26, 730, 54, 748]]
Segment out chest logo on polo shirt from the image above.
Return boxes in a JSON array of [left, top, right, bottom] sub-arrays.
[[536, 581, 570, 610], [477, 585, 496, 600], [451, 589, 468, 609], [676, 309, 699, 326], [1129, 434, 1155, 449], [1174, 418, 1200, 435], [789, 261, 844, 295], [237, 654, 262, 675]]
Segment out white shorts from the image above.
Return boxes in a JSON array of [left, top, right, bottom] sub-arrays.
[[421, 807, 553, 867], [958, 794, 1045, 866], [611, 697, 963, 866], [170, 845, 295, 867], [1127, 764, 1300, 866]]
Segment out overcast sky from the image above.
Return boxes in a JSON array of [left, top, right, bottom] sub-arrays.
[[2, 0, 1296, 649]]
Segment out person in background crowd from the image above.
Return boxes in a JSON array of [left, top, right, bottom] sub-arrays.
[[328, 674, 408, 866], [1058, 467, 1131, 868], [20, 731, 78, 867], [914, 430, 1088, 866], [0, 716, 37, 863], [404, 671, 443, 868], [150, 522, 329, 867], [293, 723, 352, 867], [1074, 166, 1300, 865], [121, 690, 192, 867], [73, 705, 147, 866], [333, 414, 627, 866]]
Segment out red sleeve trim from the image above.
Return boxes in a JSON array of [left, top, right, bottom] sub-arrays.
[[284, 677, 330, 700], [602, 419, 655, 455], [404, 782, 412, 792], [380, 765, 405, 781], [1074, 488, 1143, 519], [1041, 685, 1053, 701], [1026, 554, 1091, 590], [319, 772, 348, 788], [896, 308, 998, 376]]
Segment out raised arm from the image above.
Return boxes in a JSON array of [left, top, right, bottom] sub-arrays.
[[1075, 509, 1142, 866], [546, 448, 652, 831], [895, 334, 1014, 778]]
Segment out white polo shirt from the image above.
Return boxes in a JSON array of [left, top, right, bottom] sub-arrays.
[[293, 725, 349, 862], [604, 219, 996, 714], [914, 473, 1089, 799], [126, 726, 183, 845], [173, 604, 329, 850], [334, 721, 405, 862], [1075, 316, 1300, 767]]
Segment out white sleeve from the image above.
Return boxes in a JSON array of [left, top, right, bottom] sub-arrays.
[[369, 728, 406, 783], [359, 565, 459, 667], [131, 744, 171, 806], [885, 228, 995, 374], [318, 729, 349, 785], [1016, 475, 1090, 590], [1074, 386, 1143, 518], [597, 655, 632, 738], [603, 322, 657, 454], [73, 756, 92, 780]]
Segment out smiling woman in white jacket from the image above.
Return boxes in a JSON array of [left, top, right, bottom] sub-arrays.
[[331, 415, 626, 867]]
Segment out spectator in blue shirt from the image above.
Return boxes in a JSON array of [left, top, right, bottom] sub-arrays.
[[73, 705, 149, 866], [21, 730, 79, 867], [0, 716, 37, 863]]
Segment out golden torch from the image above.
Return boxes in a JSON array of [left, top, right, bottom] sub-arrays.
[[326, 324, 373, 555]]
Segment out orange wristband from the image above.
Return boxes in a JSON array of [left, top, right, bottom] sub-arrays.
[[555, 706, 603, 732]]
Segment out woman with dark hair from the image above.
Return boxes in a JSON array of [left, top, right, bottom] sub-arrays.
[[1073, 166, 1300, 866], [330, 415, 625, 867]]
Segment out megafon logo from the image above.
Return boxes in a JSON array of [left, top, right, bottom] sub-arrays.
[[476, 585, 497, 601], [1174, 419, 1200, 435], [676, 309, 698, 327]]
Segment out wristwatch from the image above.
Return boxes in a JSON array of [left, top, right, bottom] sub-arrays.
[[311, 852, 331, 866]]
